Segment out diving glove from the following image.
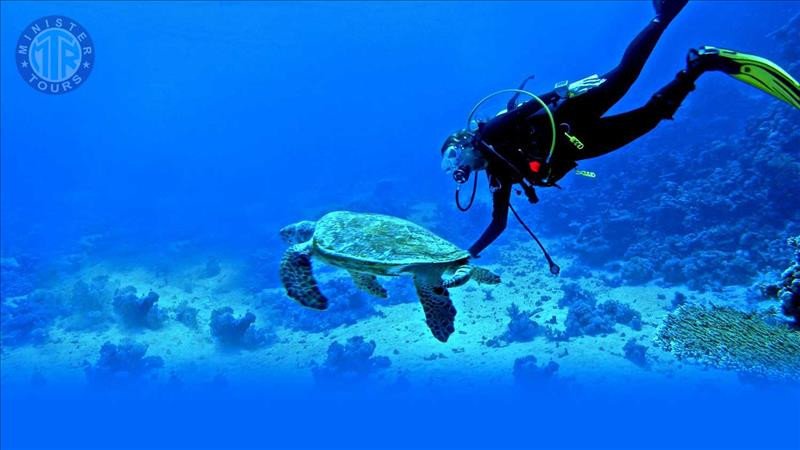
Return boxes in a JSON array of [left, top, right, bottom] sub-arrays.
[[689, 46, 800, 109]]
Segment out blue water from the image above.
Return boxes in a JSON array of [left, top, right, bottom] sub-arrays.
[[2, 2, 800, 449]]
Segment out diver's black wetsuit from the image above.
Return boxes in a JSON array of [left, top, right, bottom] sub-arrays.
[[468, 16, 697, 257]]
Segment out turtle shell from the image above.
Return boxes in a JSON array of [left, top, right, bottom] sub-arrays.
[[313, 211, 469, 266]]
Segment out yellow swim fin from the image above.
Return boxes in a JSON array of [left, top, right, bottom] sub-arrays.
[[691, 46, 800, 109]]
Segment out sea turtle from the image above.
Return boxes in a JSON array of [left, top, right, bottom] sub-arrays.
[[279, 211, 501, 342]]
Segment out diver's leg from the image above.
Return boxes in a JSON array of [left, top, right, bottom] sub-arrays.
[[571, 109, 660, 160], [560, 0, 688, 120], [572, 71, 695, 160], [569, 39, 800, 161]]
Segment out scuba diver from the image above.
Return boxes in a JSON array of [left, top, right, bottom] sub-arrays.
[[440, 0, 800, 274]]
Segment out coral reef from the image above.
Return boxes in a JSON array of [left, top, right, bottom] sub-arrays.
[[70, 276, 111, 312], [84, 341, 164, 387], [487, 303, 546, 347], [174, 301, 199, 329], [210, 307, 275, 349], [671, 291, 687, 310], [0, 289, 62, 346], [112, 286, 166, 329], [65, 276, 113, 330], [311, 336, 391, 384], [564, 301, 615, 337], [598, 300, 643, 331], [620, 257, 655, 285], [0, 256, 37, 300], [548, 283, 643, 339], [562, 299, 641, 338], [656, 305, 800, 381], [200, 258, 221, 279], [763, 236, 800, 327], [557, 282, 594, 308], [512, 355, 560, 387], [262, 275, 392, 333], [623, 338, 649, 369]]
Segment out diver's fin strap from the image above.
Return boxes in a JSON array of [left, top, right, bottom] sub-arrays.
[[694, 46, 800, 109]]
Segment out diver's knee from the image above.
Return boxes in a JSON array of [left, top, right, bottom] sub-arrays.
[[648, 70, 696, 120]]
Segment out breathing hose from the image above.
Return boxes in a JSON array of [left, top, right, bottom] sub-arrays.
[[455, 173, 478, 212], [509, 202, 561, 276]]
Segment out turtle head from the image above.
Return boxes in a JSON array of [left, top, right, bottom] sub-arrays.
[[280, 221, 316, 245]]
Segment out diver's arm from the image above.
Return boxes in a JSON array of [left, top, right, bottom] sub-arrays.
[[468, 179, 512, 257]]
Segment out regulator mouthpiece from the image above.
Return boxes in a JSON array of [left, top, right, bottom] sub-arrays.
[[453, 166, 471, 184]]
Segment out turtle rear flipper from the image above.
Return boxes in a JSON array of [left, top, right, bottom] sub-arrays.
[[348, 271, 388, 298], [471, 267, 501, 285], [413, 274, 456, 343], [442, 265, 502, 287], [280, 243, 328, 310]]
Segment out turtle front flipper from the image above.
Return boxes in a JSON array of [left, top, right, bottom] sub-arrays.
[[413, 273, 456, 343], [280, 243, 328, 310], [470, 267, 501, 285], [347, 271, 388, 298]]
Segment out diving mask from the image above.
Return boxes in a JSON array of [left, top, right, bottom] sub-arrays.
[[441, 144, 464, 174], [441, 144, 473, 184]]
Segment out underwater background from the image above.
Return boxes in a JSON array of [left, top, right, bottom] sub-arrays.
[[1, 1, 799, 449]]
